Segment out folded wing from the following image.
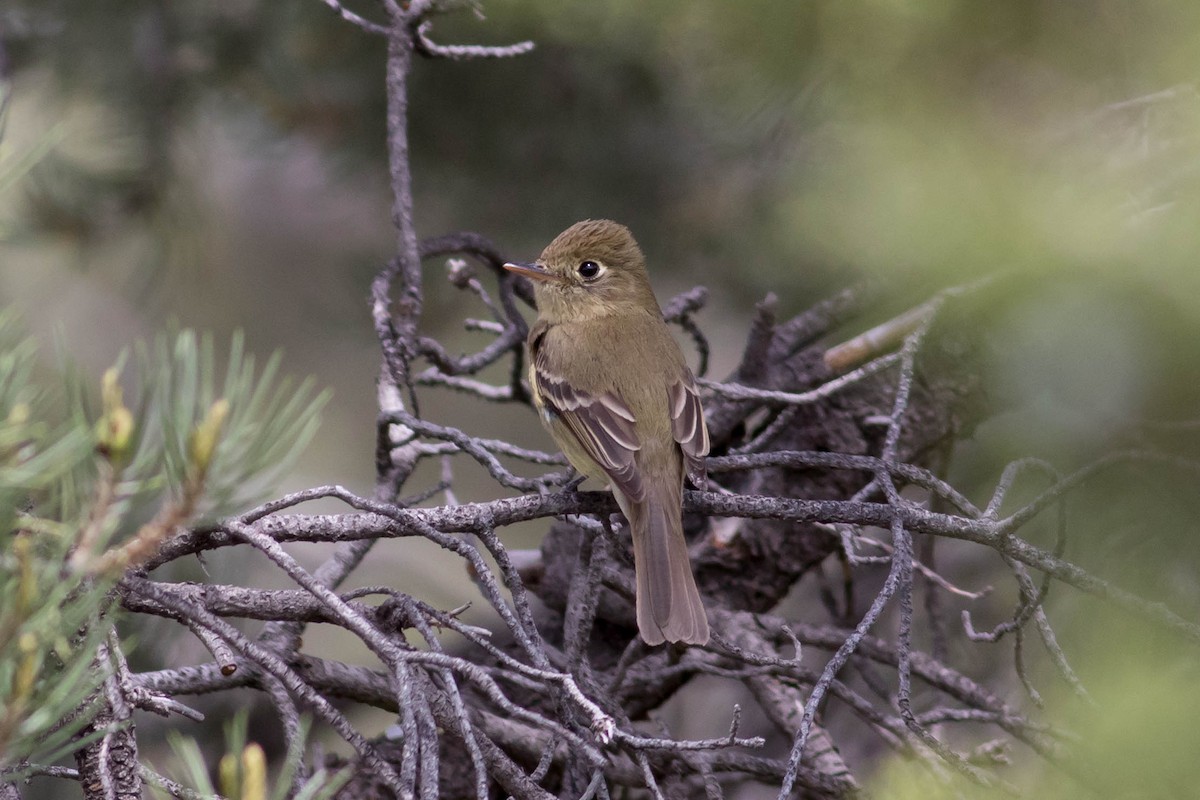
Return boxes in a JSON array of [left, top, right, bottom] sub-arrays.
[[668, 371, 709, 488], [533, 361, 645, 503]]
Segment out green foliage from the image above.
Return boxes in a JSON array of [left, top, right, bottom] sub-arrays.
[[153, 710, 350, 800], [867, 626, 1200, 799], [0, 311, 328, 770], [0, 311, 106, 770], [0, 538, 109, 772], [131, 328, 330, 523], [51, 327, 331, 567], [0, 315, 91, 533]]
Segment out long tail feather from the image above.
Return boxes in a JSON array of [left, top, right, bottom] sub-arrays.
[[626, 480, 709, 645]]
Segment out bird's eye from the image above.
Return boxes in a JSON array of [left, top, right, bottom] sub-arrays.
[[578, 260, 601, 280]]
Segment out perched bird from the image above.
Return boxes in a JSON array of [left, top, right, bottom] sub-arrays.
[[504, 220, 710, 645]]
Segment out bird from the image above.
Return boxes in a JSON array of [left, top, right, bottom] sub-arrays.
[[504, 219, 710, 645]]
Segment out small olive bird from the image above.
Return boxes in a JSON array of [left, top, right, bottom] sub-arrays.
[[504, 220, 710, 645]]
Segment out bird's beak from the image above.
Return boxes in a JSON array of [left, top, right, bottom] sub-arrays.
[[503, 261, 559, 283]]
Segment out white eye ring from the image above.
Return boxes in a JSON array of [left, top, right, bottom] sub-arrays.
[[578, 260, 603, 280]]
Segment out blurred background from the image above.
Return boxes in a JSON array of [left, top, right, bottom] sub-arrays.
[[4, 0, 1200, 795]]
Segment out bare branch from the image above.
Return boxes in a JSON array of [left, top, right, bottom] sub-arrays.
[[414, 20, 535, 61]]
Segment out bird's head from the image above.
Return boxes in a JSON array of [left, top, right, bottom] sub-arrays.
[[504, 219, 658, 323]]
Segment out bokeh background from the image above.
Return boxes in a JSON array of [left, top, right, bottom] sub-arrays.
[[4, 0, 1200, 796]]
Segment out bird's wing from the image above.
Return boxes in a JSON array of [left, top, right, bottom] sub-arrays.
[[532, 335, 645, 502], [668, 370, 709, 488]]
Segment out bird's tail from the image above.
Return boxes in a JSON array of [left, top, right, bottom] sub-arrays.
[[624, 480, 709, 645]]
